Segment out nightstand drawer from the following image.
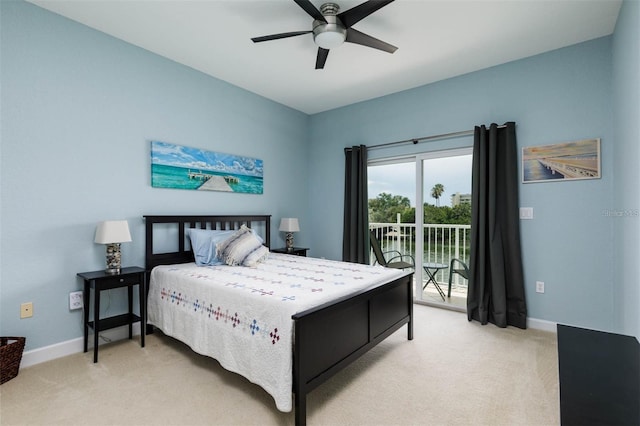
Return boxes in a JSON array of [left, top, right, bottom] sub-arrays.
[[98, 273, 142, 290]]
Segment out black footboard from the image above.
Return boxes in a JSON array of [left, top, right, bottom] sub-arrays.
[[292, 271, 413, 426]]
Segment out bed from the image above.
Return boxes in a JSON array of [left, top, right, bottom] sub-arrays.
[[144, 214, 413, 425]]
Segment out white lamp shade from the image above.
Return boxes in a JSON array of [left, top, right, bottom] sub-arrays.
[[95, 220, 132, 244], [279, 218, 300, 233]]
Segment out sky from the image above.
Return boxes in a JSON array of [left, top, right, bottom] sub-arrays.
[[151, 141, 263, 177], [368, 154, 473, 207]]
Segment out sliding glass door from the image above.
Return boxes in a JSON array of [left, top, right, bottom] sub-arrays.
[[419, 150, 472, 308], [368, 148, 472, 308], [368, 158, 416, 283]]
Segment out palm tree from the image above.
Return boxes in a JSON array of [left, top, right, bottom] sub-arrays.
[[431, 183, 445, 206]]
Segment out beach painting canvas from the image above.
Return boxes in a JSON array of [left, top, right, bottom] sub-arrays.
[[151, 141, 263, 194], [522, 138, 600, 183]]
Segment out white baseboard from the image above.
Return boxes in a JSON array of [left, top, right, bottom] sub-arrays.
[[20, 323, 142, 368], [527, 317, 557, 333]]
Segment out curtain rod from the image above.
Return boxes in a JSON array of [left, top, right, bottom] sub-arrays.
[[368, 125, 507, 151]]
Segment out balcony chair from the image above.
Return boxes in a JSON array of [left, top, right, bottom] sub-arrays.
[[448, 258, 470, 297], [369, 230, 415, 270]]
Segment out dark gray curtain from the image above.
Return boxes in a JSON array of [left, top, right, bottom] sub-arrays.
[[468, 122, 527, 329], [343, 145, 369, 264]]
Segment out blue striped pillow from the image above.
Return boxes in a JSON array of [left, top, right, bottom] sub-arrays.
[[216, 225, 269, 267]]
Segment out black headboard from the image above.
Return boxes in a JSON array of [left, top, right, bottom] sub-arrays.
[[143, 215, 271, 271]]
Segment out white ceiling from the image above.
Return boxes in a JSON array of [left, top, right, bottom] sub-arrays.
[[28, 0, 622, 115]]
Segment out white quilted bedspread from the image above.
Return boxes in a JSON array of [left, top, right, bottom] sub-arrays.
[[147, 253, 405, 412]]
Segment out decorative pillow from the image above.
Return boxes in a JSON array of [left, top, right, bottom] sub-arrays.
[[216, 225, 269, 267], [242, 244, 270, 267], [188, 229, 236, 266]]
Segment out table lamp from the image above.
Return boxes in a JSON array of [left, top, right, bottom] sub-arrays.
[[279, 218, 300, 251], [95, 220, 132, 274]]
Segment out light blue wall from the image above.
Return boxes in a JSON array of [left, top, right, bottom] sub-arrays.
[[2, 0, 636, 354], [0, 1, 310, 351], [612, 0, 640, 339], [308, 37, 619, 331]]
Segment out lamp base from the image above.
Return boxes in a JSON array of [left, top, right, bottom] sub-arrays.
[[285, 232, 294, 250], [105, 243, 122, 275]]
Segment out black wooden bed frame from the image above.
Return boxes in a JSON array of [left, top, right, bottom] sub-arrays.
[[144, 214, 413, 425]]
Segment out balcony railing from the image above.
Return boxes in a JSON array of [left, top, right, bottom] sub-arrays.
[[370, 220, 471, 288]]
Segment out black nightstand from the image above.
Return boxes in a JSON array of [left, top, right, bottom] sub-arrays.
[[77, 266, 146, 363], [271, 247, 309, 257]]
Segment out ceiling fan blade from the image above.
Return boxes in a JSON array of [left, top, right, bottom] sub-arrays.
[[251, 31, 312, 43], [315, 48, 330, 69], [294, 0, 327, 23], [338, 0, 395, 28], [345, 28, 397, 53]]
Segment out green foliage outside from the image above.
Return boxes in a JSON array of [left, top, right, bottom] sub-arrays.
[[368, 193, 411, 223], [368, 192, 471, 225]]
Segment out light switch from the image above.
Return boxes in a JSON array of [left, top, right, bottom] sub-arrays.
[[520, 207, 534, 219]]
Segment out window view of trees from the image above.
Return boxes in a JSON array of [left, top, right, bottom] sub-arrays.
[[368, 193, 412, 223], [430, 183, 445, 206], [368, 188, 471, 225], [368, 154, 473, 227]]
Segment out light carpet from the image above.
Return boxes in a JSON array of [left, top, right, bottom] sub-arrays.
[[0, 305, 559, 425]]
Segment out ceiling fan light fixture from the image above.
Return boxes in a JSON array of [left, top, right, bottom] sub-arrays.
[[313, 13, 346, 49], [251, 0, 397, 68], [314, 28, 346, 49]]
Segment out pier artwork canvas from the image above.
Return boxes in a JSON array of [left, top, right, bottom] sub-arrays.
[[151, 141, 263, 194], [522, 138, 601, 183]]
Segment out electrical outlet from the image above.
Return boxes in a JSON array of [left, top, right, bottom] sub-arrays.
[[536, 281, 545, 293], [69, 291, 83, 310], [20, 302, 33, 318]]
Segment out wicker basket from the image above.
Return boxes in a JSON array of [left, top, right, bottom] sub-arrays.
[[1, 337, 26, 384]]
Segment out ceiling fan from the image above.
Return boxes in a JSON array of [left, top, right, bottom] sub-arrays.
[[251, 0, 397, 69]]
